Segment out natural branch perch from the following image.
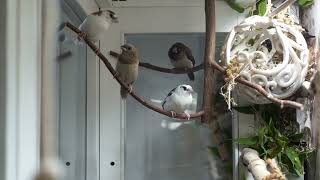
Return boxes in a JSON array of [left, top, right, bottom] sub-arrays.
[[210, 60, 304, 110], [202, 0, 216, 125], [203, 0, 230, 162], [109, 51, 204, 74], [236, 77, 304, 110], [63, 22, 204, 120], [241, 148, 286, 180], [241, 148, 271, 180], [112, 42, 303, 110]]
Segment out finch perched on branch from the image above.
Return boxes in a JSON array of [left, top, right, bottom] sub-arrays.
[[77, 10, 118, 43], [161, 84, 196, 130], [168, 42, 196, 81], [116, 44, 140, 99]]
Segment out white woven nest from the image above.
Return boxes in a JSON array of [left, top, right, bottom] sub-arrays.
[[222, 15, 309, 104]]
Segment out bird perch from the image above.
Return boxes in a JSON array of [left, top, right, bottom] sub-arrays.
[[109, 51, 204, 74], [210, 59, 304, 110], [62, 22, 204, 120], [109, 41, 303, 109]]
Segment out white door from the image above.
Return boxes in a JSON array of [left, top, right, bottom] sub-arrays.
[[97, 2, 242, 180]]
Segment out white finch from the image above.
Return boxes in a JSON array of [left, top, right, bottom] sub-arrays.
[[161, 84, 196, 130], [116, 44, 140, 99], [168, 42, 196, 81], [78, 10, 118, 42]]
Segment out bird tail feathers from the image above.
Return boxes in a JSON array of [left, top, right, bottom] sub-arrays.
[[188, 72, 195, 81], [161, 119, 183, 131], [121, 87, 129, 99]]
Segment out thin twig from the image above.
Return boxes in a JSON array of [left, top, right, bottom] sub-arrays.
[[63, 22, 204, 120], [109, 51, 204, 74]]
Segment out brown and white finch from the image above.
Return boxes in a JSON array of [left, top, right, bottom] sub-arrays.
[[116, 44, 140, 99], [168, 42, 196, 81], [78, 10, 118, 42]]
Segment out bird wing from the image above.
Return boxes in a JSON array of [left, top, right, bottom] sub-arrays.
[[115, 63, 138, 84], [161, 87, 176, 109], [185, 47, 195, 66]]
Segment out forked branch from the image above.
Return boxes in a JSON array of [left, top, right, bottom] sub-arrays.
[[63, 22, 204, 120], [109, 37, 302, 109]]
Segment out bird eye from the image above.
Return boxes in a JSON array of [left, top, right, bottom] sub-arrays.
[[181, 86, 187, 91], [128, 47, 132, 50]]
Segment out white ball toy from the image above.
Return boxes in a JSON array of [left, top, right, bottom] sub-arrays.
[[221, 15, 309, 104]]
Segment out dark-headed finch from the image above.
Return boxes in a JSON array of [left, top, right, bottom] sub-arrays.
[[168, 42, 196, 81]]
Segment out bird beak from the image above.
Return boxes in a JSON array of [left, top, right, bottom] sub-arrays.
[[121, 45, 127, 51]]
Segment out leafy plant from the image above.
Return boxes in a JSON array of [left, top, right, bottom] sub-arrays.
[[225, 0, 314, 15], [234, 106, 315, 176], [249, 0, 268, 16], [224, 0, 245, 13], [298, 0, 314, 8]]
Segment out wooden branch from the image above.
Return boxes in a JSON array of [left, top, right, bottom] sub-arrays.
[[202, 0, 216, 124], [109, 51, 204, 74], [63, 22, 204, 120], [210, 57, 304, 110], [209, 63, 304, 110], [236, 77, 304, 109], [203, 0, 231, 162]]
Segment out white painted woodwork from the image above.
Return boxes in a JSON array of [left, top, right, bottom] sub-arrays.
[[1, 0, 42, 179]]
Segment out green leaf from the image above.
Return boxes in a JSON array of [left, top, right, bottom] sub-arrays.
[[224, 0, 245, 13], [300, 148, 315, 160], [267, 145, 283, 158], [258, 127, 268, 155], [288, 133, 304, 142], [276, 134, 289, 148], [260, 104, 280, 123], [257, 0, 268, 16], [267, 118, 278, 137], [233, 105, 258, 114], [286, 147, 304, 176], [298, 0, 314, 8], [258, 127, 267, 143], [234, 136, 258, 145]]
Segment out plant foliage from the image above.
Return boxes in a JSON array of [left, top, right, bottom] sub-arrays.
[[225, 0, 314, 15], [234, 105, 315, 176]]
